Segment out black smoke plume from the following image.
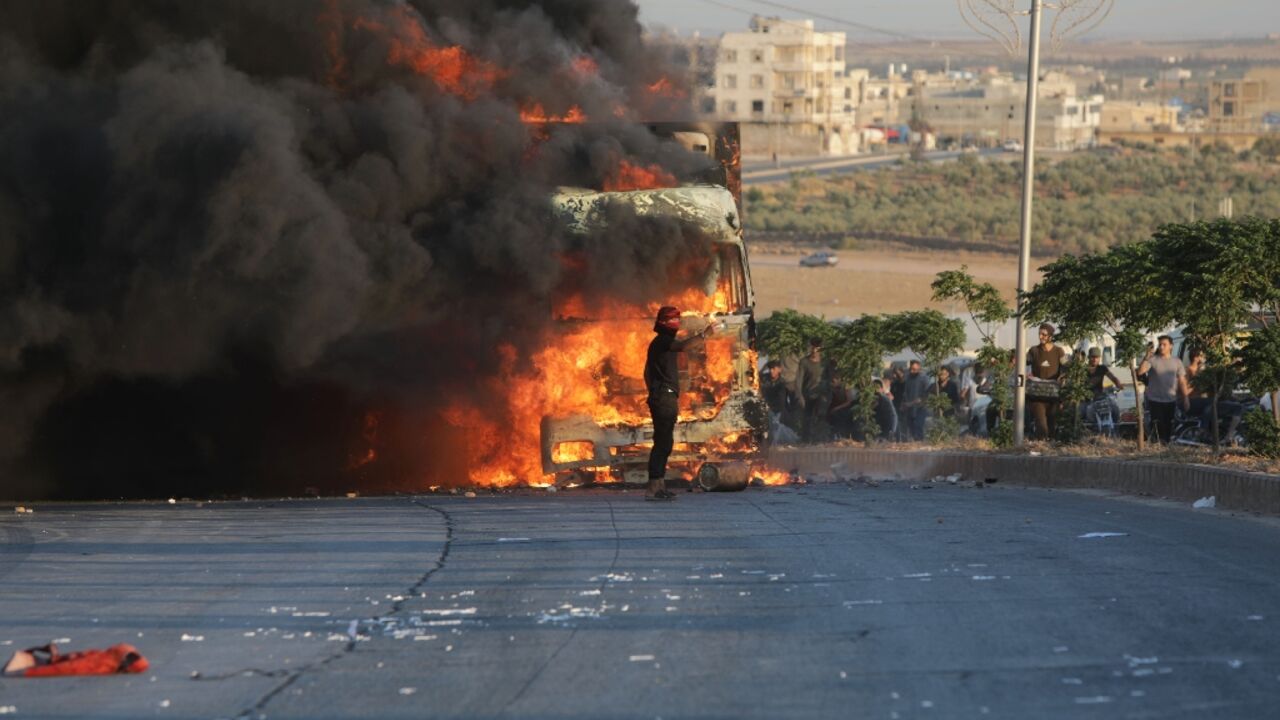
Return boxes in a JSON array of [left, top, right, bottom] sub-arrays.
[[0, 0, 712, 499]]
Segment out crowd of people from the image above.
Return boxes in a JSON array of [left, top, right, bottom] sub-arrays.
[[759, 323, 1253, 446], [760, 336, 983, 445]]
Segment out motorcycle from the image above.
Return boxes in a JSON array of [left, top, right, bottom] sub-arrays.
[[1082, 388, 1121, 439], [1169, 397, 1258, 448]]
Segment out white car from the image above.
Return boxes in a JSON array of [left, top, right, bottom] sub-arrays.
[[799, 251, 839, 267], [1001, 140, 1024, 153]]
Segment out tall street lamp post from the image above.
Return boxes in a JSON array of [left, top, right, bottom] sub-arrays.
[[957, 0, 1114, 445]]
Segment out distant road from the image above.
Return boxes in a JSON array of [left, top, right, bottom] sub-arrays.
[[744, 148, 1007, 184]]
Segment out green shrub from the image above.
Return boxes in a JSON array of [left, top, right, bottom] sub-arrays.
[[1242, 408, 1280, 459]]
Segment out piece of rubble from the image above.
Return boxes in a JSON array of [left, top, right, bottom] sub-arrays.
[[464, 491, 476, 498], [1192, 496, 1216, 509]]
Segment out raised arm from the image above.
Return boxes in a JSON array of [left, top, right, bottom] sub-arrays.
[[670, 322, 713, 352]]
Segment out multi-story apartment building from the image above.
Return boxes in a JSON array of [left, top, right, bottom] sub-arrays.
[[914, 74, 1102, 150], [1209, 77, 1267, 132], [709, 17, 857, 156]]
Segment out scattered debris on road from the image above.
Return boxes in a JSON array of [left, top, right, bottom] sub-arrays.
[[1078, 532, 1129, 539], [1193, 496, 1216, 509]]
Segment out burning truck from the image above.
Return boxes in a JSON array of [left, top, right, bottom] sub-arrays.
[[0, 2, 789, 498], [534, 123, 770, 490]]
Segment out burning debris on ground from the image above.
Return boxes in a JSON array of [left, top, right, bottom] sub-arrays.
[[0, 1, 765, 498]]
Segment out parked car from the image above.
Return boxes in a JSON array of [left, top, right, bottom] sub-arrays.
[[799, 251, 839, 267], [1001, 140, 1024, 153]]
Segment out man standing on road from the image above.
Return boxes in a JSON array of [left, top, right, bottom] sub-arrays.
[[1138, 335, 1190, 444], [901, 360, 931, 441], [1026, 323, 1067, 440], [644, 306, 710, 501], [795, 337, 833, 443]]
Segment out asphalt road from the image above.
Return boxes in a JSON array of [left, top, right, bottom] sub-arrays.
[[2, 482, 1279, 719], [742, 149, 1007, 184]]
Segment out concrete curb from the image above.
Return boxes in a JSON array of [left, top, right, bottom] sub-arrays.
[[766, 446, 1280, 514]]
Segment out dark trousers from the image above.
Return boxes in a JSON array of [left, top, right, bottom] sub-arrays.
[[801, 395, 830, 443], [647, 392, 678, 480], [1029, 399, 1057, 440], [1148, 400, 1176, 443], [904, 405, 926, 441]]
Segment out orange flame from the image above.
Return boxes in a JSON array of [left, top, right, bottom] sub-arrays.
[[447, 283, 741, 487], [646, 76, 687, 99], [354, 7, 505, 100], [603, 160, 677, 192], [751, 466, 793, 486], [519, 102, 588, 124], [571, 56, 599, 77]]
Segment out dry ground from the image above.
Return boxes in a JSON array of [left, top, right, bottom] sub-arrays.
[[749, 245, 1034, 317]]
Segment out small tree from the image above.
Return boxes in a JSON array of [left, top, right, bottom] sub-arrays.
[[883, 310, 967, 375], [827, 315, 891, 443], [931, 266, 1013, 444], [1233, 218, 1280, 424], [757, 309, 836, 360], [1151, 218, 1275, 451], [1022, 243, 1173, 449], [883, 309, 966, 442]]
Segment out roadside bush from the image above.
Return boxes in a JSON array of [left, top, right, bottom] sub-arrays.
[[1242, 408, 1280, 459]]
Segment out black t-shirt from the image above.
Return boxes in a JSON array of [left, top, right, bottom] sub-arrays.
[[937, 379, 960, 406], [761, 374, 789, 414], [645, 331, 680, 396], [1088, 364, 1112, 398]]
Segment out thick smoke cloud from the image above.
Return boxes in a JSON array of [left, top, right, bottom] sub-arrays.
[[0, 0, 709, 498]]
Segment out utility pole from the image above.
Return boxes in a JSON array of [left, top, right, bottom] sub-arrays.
[[957, 0, 1114, 446], [1011, 0, 1044, 447]]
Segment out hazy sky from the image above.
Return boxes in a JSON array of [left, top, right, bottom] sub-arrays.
[[635, 0, 1280, 41]]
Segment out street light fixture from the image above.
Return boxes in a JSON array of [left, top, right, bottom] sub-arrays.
[[956, 0, 1114, 446]]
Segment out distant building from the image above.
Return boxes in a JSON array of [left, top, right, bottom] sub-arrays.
[[913, 73, 1101, 150], [1099, 100, 1182, 133], [1245, 66, 1280, 119], [708, 17, 857, 156], [1209, 77, 1266, 133]]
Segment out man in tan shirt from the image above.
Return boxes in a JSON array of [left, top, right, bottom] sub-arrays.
[[1025, 323, 1067, 440]]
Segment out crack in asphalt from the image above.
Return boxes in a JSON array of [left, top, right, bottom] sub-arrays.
[[207, 499, 455, 719], [499, 499, 621, 715]]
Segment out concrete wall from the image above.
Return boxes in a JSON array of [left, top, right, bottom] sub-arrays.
[[741, 121, 857, 157], [767, 446, 1280, 514]]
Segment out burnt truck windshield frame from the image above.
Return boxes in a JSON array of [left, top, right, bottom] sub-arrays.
[[539, 123, 762, 481]]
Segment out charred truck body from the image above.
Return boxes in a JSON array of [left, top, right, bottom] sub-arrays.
[[540, 123, 764, 489]]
